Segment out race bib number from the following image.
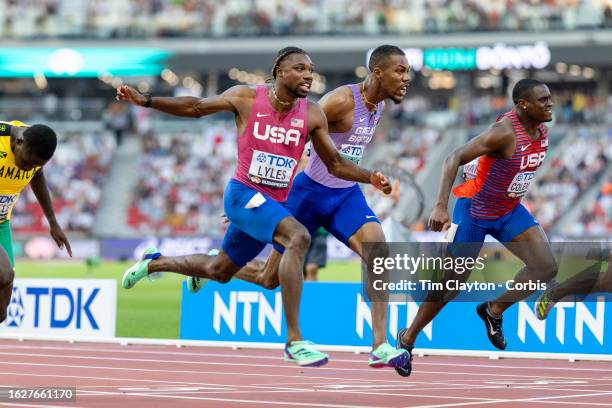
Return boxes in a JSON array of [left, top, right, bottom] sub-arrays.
[[463, 158, 479, 180], [339, 144, 364, 165], [507, 171, 535, 198], [0, 193, 19, 222], [248, 150, 297, 189]]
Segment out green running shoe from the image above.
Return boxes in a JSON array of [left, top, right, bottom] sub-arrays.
[[186, 248, 218, 293], [368, 342, 409, 368], [535, 288, 556, 320], [122, 247, 162, 289], [284, 341, 328, 367]]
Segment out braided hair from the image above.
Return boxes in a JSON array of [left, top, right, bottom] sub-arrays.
[[267, 46, 308, 83]]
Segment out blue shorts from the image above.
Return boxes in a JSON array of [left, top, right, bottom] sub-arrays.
[[285, 172, 379, 246], [222, 179, 292, 267], [449, 197, 539, 257]]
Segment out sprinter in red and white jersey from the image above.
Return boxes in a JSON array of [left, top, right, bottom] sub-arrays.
[[396, 79, 558, 376]]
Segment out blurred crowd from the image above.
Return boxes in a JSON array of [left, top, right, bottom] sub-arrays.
[[4, 87, 610, 238], [1, 0, 610, 39], [566, 176, 612, 236], [524, 128, 611, 232], [11, 130, 115, 234], [392, 90, 612, 129], [385, 101, 444, 174], [127, 123, 234, 236]]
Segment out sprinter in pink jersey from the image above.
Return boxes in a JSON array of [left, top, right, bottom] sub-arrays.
[[116, 47, 391, 367], [395, 79, 557, 377], [207, 45, 413, 371]]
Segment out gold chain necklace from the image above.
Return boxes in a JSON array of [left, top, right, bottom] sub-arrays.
[[361, 82, 378, 110], [270, 84, 293, 107]]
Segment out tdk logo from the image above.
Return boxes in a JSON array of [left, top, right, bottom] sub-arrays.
[[25, 287, 100, 329], [260, 154, 296, 169], [6, 286, 25, 327], [253, 122, 300, 146], [341, 145, 363, 156], [520, 152, 546, 170], [0, 195, 16, 205], [1, 279, 116, 337]]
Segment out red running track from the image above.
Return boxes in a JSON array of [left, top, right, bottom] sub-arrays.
[[0, 339, 611, 408]]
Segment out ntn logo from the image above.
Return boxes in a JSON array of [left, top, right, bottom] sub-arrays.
[[518, 299, 605, 345], [213, 291, 282, 336]]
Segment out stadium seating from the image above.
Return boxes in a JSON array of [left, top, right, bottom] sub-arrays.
[[126, 123, 235, 236], [567, 177, 612, 236], [0, 0, 608, 39], [10, 130, 115, 234], [524, 128, 610, 232]]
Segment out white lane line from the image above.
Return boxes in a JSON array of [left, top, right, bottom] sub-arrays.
[[73, 389, 386, 408], [521, 385, 612, 392], [416, 362, 612, 373], [4, 369, 608, 406], [2, 344, 609, 373], [319, 389, 499, 402], [527, 401, 612, 406], [0, 373, 502, 401], [528, 401, 612, 406], [0, 369, 408, 388], [0, 352, 605, 381], [0, 371, 508, 404], [406, 390, 612, 408], [405, 401, 509, 408], [0, 404, 82, 408]]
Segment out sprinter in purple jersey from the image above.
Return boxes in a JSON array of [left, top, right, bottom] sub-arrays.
[[189, 45, 412, 370]]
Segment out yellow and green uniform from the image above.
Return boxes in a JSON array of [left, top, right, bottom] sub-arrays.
[[0, 121, 41, 266]]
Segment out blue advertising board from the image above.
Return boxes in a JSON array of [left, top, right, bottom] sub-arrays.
[[180, 281, 610, 355]]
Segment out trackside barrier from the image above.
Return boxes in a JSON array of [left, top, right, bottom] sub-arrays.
[[0, 278, 116, 338], [180, 281, 611, 358]]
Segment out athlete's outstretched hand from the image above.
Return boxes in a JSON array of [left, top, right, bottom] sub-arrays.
[[49, 221, 72, 257], [428, 204, 451, 232], [116, 85, 146, 106], [370, 171, 392, 195]]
